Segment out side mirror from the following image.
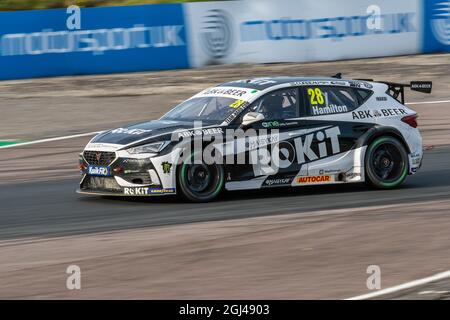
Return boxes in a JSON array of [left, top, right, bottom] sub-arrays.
[[242, 112, 265, 127]]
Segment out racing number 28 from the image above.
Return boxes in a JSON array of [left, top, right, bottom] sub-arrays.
[[307, 88, 325, 105]]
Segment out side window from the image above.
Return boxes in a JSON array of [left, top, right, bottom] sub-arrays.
[[355, 89, 373, 104], [305, 86, 359, 116], [247, 88, 299, 120]]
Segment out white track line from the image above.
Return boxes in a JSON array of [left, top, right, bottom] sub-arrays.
[[0, 131, 101, 149], [346, 270, 450, 300], [406, 99, 450, 105], [0, 99, 448, 150]]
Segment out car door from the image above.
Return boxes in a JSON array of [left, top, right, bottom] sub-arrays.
[[296, 85, 374, 184], [229, 87, 309, 187]]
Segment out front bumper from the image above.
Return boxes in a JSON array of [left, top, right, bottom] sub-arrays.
[[78, 150, 176, 196], [78, 175, 176, 196]]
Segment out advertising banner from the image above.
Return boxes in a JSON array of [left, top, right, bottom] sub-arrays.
[[185, 0, 422, 67], [0, 4, 188, 80]]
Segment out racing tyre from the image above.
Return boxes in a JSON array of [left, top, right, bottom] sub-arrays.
[[177, 157, 225, 202], [365, 136, 408, 189]]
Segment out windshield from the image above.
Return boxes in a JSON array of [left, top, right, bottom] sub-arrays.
[[160, 97, 246, 124]]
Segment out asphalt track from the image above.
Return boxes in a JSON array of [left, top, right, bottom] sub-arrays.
[[1, 54, 449, 298], [0, 145, 448, 241]]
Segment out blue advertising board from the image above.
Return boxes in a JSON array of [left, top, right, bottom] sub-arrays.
[[0, 1, 448, 81], [0, 4, 188, 80], [422, 0, 450, 53]]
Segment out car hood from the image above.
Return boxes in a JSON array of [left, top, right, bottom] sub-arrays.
[[90, 119, 201, 146]]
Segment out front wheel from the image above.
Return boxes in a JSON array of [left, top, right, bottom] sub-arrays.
[[365, 136, 409, 189], [177, 158, 224, 202]]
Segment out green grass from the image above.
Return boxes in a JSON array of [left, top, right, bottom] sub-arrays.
[[0, 140, 22, 147], [0, 0, 210, 11]]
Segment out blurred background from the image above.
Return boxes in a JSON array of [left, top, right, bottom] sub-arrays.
[[0, 0, 449, 299], [0, 0, 447, 79], [0, 0, 207, 11]]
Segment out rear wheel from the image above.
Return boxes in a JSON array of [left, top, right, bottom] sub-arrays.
[[177, 156, 224, 202], [365, 136, 408, 189]]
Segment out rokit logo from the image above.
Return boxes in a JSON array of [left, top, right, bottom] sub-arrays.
[[252, 127, 341, 176], [124, 187, 175, 195]]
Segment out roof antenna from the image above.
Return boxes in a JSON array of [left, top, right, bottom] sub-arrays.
[[331, 73, 342, 79]]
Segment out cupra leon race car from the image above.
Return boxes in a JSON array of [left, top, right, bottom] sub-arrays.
[[78, 75, 431, 202]]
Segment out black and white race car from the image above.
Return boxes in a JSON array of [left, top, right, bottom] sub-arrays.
[[78, 76, 431, 202]]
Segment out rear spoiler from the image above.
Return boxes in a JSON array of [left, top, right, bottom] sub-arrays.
[[354, 79, 432, 104]]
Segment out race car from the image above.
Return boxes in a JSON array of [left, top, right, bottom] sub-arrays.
[[77, 75, 431, 202]]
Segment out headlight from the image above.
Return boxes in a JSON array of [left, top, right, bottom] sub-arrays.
[[126, 141, 168, 154]]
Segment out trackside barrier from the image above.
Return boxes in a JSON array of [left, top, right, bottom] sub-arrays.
[[185, 0, 422, 67], [0, 0, 448, 80], [0, 4, 188, 80]]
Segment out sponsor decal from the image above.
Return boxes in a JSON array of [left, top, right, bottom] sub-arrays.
[[262, 121, 297, 128], [229, 99, 246, 109], [84, 143, 121, 151], [178, 127, 224, 138], [410, 81, 432, 93], [202, 87, 248, 98], [123, 169, 141, 174], [291, 80, 349, 87], [312, 104, 348, 115], [110, 128, 152, 135], [329, 81, 349, 86], [348, 80, 373, 89], [166, 123, 342, 171], [224, 104, 247, 124], [231, 78, 277, 86], [122, 159, 148, 165], [161, 161, 172, 174], [345, 172, 361, 180], [410, 151, 422, 166], [87, 165, 111, 176], [264, 177, 292, 186], [319, 169, 341, 175], [247, 134, 279, 151], [352, 108, 407, 119], [296, 175, 333, 184], [123, 187, 175, 195]]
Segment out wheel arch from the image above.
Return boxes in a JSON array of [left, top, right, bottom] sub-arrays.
[[356, 125, 411, 154]]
